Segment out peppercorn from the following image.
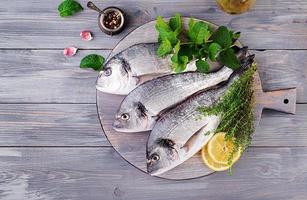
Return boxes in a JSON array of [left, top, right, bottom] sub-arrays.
[[103, 11, 122, 30]]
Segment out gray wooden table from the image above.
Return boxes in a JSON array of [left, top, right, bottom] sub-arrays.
[[1, 0, 307, 199]]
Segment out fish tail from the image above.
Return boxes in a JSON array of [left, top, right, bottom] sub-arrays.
[[216, 54, 255, 88], [232, 45, 249, 62], [234, 54, 255, 76]]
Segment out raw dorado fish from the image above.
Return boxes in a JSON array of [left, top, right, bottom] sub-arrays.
[[113, 55, 254, 133], [146, 56, 254, 175], [96, 43, 247, 95], [96, 43, 180, 95]]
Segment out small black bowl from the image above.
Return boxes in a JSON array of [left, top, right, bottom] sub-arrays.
[[87, 2, 125, 36], [99, 7, 125, 36]]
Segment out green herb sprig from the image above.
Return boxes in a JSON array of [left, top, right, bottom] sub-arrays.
[[80, 54, 105, 71], [58, 0, 83, 17], [155, 14, 241, 73], [198, 63, 257, 164]]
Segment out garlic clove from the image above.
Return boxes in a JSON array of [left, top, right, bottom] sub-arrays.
[[80, 30, 93, 41], [63, 47, 78, 57]]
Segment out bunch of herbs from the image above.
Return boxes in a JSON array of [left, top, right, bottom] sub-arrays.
[[198, 63, 257, 164], [156, 14, 241, 73]]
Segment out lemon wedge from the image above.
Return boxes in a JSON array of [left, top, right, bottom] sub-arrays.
[[207, 132, 241, 165], [201, 145, 230, 171]]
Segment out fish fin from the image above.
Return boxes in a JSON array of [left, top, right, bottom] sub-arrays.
[[181, 123, 212, 153], [212, 54, 255, 89], [236, 54, 255, 73], [232, 45, 248, 62], [138, 74, 155, 83], [131, 76, 141, 85], [133, 72, 170, 84]]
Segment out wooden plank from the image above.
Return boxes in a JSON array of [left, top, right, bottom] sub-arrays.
[[253, 107, 307, 146], [252, 50, 306, 102], [0, 50, 306, 103], [0, 49, 110, 103], [1, 0, 307, 49], [0, 104, 107, 146], [0, 104, 307, 147], [0, 147, 306, 200]]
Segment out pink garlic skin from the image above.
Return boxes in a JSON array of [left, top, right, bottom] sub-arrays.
[[63, 47, 78, 57], [80, 31, 93, 41]]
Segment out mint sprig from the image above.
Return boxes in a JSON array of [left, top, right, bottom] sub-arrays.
[[80, 54, 105, 71], [208, 43, 222, 61], [171, 42, 189, 73], [196, 59, 210, 73], [156, 16, 178, 46], [155, 15, 242, 73], [188, 20, 211, 45], [211, 26, 232, 49], [58, 0, 83, 17], [157, 39, 172, 57], [169, 13, 182, 36], [219, 48, 241, 69]]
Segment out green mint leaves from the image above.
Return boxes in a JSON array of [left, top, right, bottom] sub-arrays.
[[211, 26, 232, 49], [169, 13, 182, 36], [156, 14, 242, 73], [188, 20, 211, 45], [157, 39, 173, 57], [196, 59, 210, 73], [80, 54, 105, 71], [171, 42, 189, 73], [58, 0, 83, 17], [156, 15, 181, 57], [211, 26, 241, 69], [208, 43, 222, 61], [220, 48, 241, 69]]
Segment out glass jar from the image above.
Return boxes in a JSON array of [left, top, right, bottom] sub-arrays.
[[216, 0, 256, 14]]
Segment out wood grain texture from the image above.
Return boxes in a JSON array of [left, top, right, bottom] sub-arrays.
[[0, 104, 107, 146], [0, 49, 110, 103], [0, 104, 307, 147], [1, 0, 307, 49], [1, 50, 306, 103], [0, 147, 307, 200], [253, 50, 307, 103]]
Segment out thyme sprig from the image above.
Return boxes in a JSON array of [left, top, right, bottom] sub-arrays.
[[198, 63, 257, 164]]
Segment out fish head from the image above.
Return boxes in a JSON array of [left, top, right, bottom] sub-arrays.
[[146, 138, 179, 176], [96, 57, 139, 95], [113, 101, 154, 132]]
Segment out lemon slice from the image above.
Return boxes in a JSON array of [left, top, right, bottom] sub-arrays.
[[201, 145, 230, 171], [207, 132, 241, 165]]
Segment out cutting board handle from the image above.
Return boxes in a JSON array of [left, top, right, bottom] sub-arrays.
[[258, 88, 296, 114]]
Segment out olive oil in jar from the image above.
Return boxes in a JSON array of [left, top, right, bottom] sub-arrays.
[[216, 0, 256, 14]]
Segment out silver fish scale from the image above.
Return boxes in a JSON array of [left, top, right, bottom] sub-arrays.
[[123, 66, 233, 116], [119, 43, 170, 75], [148, 84, 228, 147]]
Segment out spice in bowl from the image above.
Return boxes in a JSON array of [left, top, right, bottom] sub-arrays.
[[103, 10, 122, 30], [99, 7, 125, 35], [87, 2, 125, 35]]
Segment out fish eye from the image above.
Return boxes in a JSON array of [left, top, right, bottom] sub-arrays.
[[151, 154, 160, 162], [120, 113, 130, 121], [103, 68, 112, 76]]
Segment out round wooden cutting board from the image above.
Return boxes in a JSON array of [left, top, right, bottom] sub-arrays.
[[96, 18, 296, 180]]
